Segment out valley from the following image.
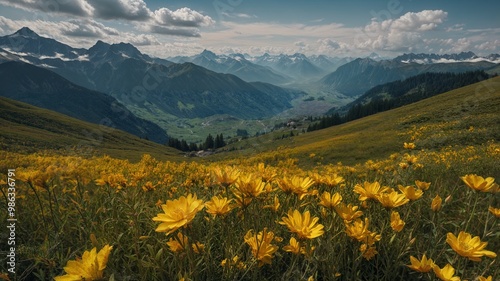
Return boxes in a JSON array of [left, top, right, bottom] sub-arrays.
[[2, 27, 498, 147]]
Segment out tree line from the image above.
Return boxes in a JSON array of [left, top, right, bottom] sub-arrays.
[[167, 133, 226, 152], [308, 71, 492, 132]]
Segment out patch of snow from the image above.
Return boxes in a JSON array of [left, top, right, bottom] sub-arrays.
[[77, 54, 89, 61], [39, 63, 56, 68], [2, 48, 30, 57], [39, 52, 73, 61], [18, 57, 31, 64]]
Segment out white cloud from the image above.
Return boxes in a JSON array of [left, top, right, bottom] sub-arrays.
[[127, 34, 160, 46], [87, 0, 151, 21], [0, 0, 93, 17], [145, 25, 202, 38], [153, 7, 214, 27], [61, 19, 120, 38], [221, 12, 256, 19], [446, 24, 465, 32], [358, 10, 448, 52], [0, 0, 214, 38], [316, 39, 350, 55], [475, 40, 500, 51], [449, 38, 472, 53]]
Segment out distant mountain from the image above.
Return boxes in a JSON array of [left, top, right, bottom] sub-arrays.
[[251, 53, 325, 80], [86, 40, 173, 66], [394, 51, 500, 64], [310, 71, 492, 133], [308, 55, 353, 72], [0, 28, 301, 122], [334, 71, 491, 115], [168, 50, 290, 84], [0, 61, 168, 143], [98, 61, 300, 119], [0, 27, 86, 59], [319, 56, 499, 96]]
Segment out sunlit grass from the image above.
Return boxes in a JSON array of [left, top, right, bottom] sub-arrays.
[[0, 137, 498, 280]]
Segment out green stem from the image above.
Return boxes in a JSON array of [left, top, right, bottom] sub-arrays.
[[464, 191, 480, 232]]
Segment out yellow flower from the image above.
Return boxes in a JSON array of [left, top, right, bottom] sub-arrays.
[[317, 173, 345, 187], [212, 166, 240, 186], [256, 162, 278, 182], [376, 191, 409, 208], [205, 196, 234, 217], [404, 142, 416, 149], [345, 218, 370, 242], [405, 154, 418, 164], [334, 203, 363, 222], [192, 241, 205, 254], [54, 245, 113, 281], [282, 237, 306, 255], [432, 264, 460, 281], [167, 232, 188, 253], [244, 228, 278, 266], [477, 276, 492, 281], [398, 185, 423, 200], [488, 206, 500, 218], [446, 231, 497, 261], [399, 162, 409, 169], [263, 195, 281, 212], [279, 209, 324, 239], [152, 193, 204, 235], [234, 174, 266, 198], [407, 254, 434, 273], [359, 244, 378, 260], [431, 195, 442, 212], [461, 174, 499, 193], [221, 255, 246, 270], [353, 181, 389, 201], [390, 211, 405, 232], [415, 180, 431, 190], [141, 181, 156, 192], [318, 191, 342, 209], [277, 176, 315, 200]]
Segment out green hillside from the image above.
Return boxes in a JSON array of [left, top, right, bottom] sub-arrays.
[[0, 97, 183, 161], [215, 76, 500, 167], [2, 76, 499, 166]]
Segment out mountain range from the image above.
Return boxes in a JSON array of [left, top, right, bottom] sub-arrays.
[[0, 61, 168, 143], [0, 27, 303, 128], [169, 51, 354, 84], [1, 26, 499, 144], [319, 55, 499, 96], [168, 50, 291, 85]]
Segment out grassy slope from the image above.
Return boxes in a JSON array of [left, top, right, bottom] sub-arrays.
[[2, 76, 499, 165], [0, 97, 184, 162], [214, 76, 500, 166]]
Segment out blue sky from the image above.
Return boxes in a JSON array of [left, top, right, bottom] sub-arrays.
[[0, 0, 499, 58]]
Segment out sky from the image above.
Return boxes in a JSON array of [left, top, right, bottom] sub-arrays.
[[0, 0, 499, 58]]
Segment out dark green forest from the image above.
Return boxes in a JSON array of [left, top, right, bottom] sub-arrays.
[[309, 71, 493, 132]]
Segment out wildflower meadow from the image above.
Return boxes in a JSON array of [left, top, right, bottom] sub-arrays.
[[0, 136, 498, 280]]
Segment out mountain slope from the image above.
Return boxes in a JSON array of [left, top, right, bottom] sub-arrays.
[[183, 50, 290, 84], [252, 53, 325, 80], [216, 76, 500, 166], [0, 28, 300, 121], [0, 97, 182, 161], [319, 57, 498, 96], [0, 27, 86, 59], [83, 60, 301, 119], [331, 71, 492, 116], [0, 61, 168, 144]]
